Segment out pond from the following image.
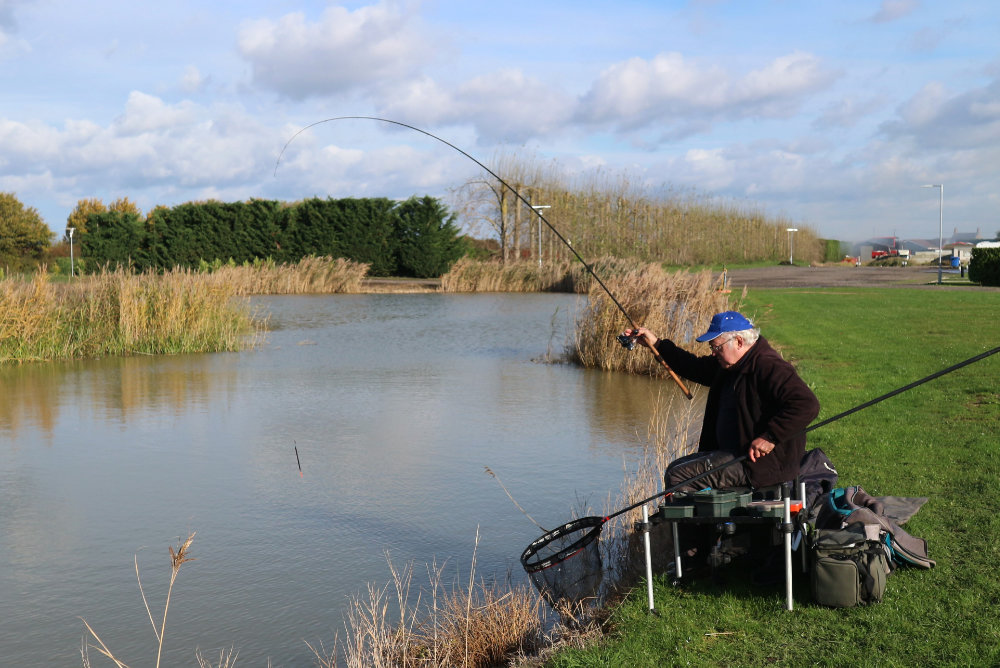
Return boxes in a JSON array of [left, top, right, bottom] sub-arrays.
[[0, 293, 691, 666]]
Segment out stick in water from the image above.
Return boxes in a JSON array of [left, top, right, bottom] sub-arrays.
[[294, 443, 302, 478]]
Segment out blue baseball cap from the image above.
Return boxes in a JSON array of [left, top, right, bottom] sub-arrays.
[[695, 311, 754, 342]]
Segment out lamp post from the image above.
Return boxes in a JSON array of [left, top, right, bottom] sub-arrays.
[[531, 205, 550, 268], [67, 227, 75, 280], [921, 184, 943, 285], [786, 228, 798, 264]]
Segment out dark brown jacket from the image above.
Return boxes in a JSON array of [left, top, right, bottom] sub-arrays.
[[654, 336, 820, 488]]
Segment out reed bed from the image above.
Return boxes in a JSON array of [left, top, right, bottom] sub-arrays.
[[572, 262, 739, 374], [0, 268, 259, 363], [440, 256, 635, 294], [204, 256, 369, 295]]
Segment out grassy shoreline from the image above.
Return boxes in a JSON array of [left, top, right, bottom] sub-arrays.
[[545, 287, 1000, 667]]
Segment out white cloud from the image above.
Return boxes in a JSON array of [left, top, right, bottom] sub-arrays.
[[377, 69, 575, 143], [884, 78, 1000, 150], [180, 65, 207, 94], [237, 2, 437, 100], [577, 51, 837, 137], [814, 95, 888, 129], [113, 91, 200, 135], [870, 0, 919, 23]]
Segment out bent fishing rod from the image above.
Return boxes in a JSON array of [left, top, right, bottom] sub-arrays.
[[598, 343, 1000, 524], [274, 116, 693, 400]]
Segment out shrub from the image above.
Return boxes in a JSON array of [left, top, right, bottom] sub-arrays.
[[969, 247, 1000, 286]]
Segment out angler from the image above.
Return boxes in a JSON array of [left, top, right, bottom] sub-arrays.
[[626, 310, 820, 494]]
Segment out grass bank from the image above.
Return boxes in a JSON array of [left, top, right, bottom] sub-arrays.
[[545, 288, 1000, 667]]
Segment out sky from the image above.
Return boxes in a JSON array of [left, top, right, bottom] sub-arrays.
[[1, 0, 998, 244]]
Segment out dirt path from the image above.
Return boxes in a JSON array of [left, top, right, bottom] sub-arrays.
[[723, 265, 973, 289]]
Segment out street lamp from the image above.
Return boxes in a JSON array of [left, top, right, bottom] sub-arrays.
[[531, 205, 550, 268], [786, 228, 798, 264], [67, 227, 75, 280], [921, 184, 943, 285]]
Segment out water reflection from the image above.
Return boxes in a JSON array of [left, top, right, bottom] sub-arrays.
[[0, 354, 242, 442]]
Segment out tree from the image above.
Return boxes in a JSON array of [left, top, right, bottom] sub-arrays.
[[79, 210, 150, 270], [67, 198, 107, 235], [394, 196, 468, 277], [110, 196, 142, 218], [0, 192, 54, 267]]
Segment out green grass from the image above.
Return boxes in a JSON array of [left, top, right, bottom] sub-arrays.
[[545, 288, 1000, 668]]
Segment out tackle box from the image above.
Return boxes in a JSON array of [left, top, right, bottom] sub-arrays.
[[693, 490, 752, 517], [658, 492, 695, 518], [748, 500, 804, 518]]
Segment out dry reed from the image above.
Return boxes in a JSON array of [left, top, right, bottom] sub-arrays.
[[312, 543, 545, 668], [81, 533, 197, 668], [440, 256, 635, 294], [572, 262, 740, 374], [0, 268, 260, 363], [206, 256, 369, 295]]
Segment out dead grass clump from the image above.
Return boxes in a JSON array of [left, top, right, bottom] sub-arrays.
[[207, 256, 369, 295], [313, 540, 545, 668], [572, 263, 739, 374], [441, 258, 571, 293]]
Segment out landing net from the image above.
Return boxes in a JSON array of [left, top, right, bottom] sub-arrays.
[[520, 516, 604, 604]]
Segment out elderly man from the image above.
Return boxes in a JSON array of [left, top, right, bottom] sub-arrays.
[[626, 310, 820, 493]]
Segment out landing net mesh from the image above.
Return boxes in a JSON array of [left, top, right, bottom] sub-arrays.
[[520, 516, 604, 604]]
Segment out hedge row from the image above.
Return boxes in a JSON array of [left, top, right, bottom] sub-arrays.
[[969, 247, 1000, 286], [79, 196, 468, 278]]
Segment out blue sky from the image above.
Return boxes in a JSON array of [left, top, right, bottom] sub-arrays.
[[1, 0, 998, 243]]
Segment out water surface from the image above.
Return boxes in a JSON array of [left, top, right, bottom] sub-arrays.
[[0, 293, 684, 665]]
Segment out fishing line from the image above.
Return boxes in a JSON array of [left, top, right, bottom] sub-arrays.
[[274, 116, 693, 399]]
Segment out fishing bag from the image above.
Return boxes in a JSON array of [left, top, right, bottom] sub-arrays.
[[811, 485, 936, 570], [798, 448, 838, 510], [810, 523, 892, 607]]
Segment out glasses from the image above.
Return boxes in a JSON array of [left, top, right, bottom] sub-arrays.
[[708, 337, 736, 353]]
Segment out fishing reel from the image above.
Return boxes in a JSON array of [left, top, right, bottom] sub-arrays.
[[616, 332, 638, 350]]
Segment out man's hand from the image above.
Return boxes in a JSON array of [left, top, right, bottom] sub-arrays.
[[748, 436, 776, 462], [623, 327, 657, 350]]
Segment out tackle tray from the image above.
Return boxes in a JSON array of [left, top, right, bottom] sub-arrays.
[[748, 500, 803, 518], [692, 490, 752, 517], [657, 492, 695, 518]]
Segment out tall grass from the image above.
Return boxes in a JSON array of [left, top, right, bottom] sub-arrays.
[[441, 257, 567, 293], [308, 544, 547, 668], [204, 255, 369, 295], [0, 267, 260, 363], [572, 263, 738, 374]]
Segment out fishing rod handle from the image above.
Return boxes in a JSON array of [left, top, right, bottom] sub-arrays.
[[649, 348, 694, 400]]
